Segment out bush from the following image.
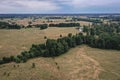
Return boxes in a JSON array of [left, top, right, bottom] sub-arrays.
[[34, 24, 48, 30], [0, 21, 21, 29], [32, 63, 35, 68], [49, 23, 80, 27]]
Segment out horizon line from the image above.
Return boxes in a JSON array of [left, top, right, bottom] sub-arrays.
[[0, 13, 120, 15]]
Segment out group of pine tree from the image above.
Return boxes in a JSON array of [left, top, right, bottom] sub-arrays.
[[0, 21, 120, 64]]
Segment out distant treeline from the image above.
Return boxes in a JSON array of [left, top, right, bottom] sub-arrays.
[[0, 21, 48, 30], [83, 23, 120, 35], [82, 23, 120, 49], [46, 17, 64, 19], [0, 21, 80, 29], [32, 24, 48, 30], [0, 22, 21, 29], [49, 23, 80, 27], [111, 17, 120, 21], [73, 18, 102, 23], [101, 15, 120, 21]]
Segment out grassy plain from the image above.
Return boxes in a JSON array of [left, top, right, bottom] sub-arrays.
[[0, 18, 120, 80], [0, 45, 120, 80], [0, 27, 79, 58]]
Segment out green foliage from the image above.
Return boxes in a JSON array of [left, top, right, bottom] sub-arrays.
[[68, 33, 72, 37], [28, 21, 32, 25], [32, 63, 35, 68], [0, 23, 120, 64], [0, 21, 21, 29], [27, 25, 32, 28], [2, 57, 11, 63], [49, 23, 80, 27], [83, 26, 89, 33], [0, 22, 10, 29], [60, 34, 62, 37], [35, 24, 48, 30], [14, 57, 21, 63], [44, 36, 47, 39], [72, 18, 102, 23]]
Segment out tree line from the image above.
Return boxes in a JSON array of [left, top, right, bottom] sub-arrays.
[[0, 33, 83, 64], [72, 18, 102, 23], [0, 31, 120, 64], [0, 22, 21, 29], [0, 21, 80, 30], [83, 23, 120, 35], [49, 23, 80, 27], [0, 22, 120, 65], [34, 24, 48, 30], [0, 21, 48, 30], [82, 23, 120, 49]]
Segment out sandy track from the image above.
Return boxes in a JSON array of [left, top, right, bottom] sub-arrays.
[[56, 47, 103, 80], [79, 48, 103, 80]]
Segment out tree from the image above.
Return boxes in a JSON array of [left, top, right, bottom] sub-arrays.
[[14, 57, 21, 63], [21, 51, 29, 58], [56, 42, 64, 55], [35, 24, 48, 30], [60, 34, 62, 37], [75, 35, 83, 45], [40, 24, 48, 30], [61, 40, 69, 52], [2, 57, 11, 63], [68, 33, 72, 37], [44, 36, 47, 39], [90, 28, 95, 35], [28, 21, 32, 25], [32, 63, 35, 68]]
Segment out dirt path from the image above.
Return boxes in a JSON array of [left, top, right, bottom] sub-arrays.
[[55, 47, 103, 80], [79, 48, 103, 80]]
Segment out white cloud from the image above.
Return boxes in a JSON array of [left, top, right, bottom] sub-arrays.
[[15, 0, 60, 11], [0, 0, 60, 13], [0, 0, 120, 13], [73, 0, 118, 8], [57, 0, 120, 8]]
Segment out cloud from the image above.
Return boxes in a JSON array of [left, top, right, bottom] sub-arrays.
[[0, 0, 120, 13], [59, 0, 120, 8], [0, 0, 60, 13], [57, 0, 120, 13]]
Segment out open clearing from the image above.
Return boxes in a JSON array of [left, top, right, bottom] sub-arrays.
[[0, 45, 120, 80], [0, 27, 79, 58]]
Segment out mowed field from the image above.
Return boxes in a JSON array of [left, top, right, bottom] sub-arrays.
[[0, 45, 120, 80], [0, 27, 79, 58]]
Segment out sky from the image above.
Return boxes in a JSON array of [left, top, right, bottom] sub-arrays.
[[0, 0, 120, 14]]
